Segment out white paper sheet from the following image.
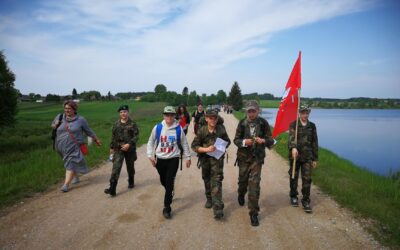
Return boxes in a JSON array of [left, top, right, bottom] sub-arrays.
[[206, 138, 229, 160]]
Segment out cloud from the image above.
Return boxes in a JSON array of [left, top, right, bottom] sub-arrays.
[[0, 0, 374, 95]]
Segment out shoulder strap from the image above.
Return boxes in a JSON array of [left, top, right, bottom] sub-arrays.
[[65, 122, 80, 146], [155, 123, 163, 146], [176, 125, 182, 146], [55, 113, 63, 129]]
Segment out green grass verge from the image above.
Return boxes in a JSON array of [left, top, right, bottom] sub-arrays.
[[0, 101, 166, 208], [234, 110, 400, 247]]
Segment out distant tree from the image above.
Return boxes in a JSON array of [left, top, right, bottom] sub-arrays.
[[188, 91, 197, 106], [154, 84, 167, 94], [196, 95, 202, 105], [29, 93, 36, 101], [141, 93, 157, 102], [107, 91, 112, 100], [72, 88, 78, 99], [80, 90, 101, 101], [208, 94, 218, 105], [182, 86, 189, 96], [243, 92, 259, 102], [0, 51, 18, 129], [45, 94, 61, 102], [201, 93, 208, 105], [216, 89, 227, 104], [259, 93, 274, 100], [228, 81, 243, 111]]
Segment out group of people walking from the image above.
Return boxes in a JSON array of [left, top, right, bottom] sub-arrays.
[[52, 99, 318, 227]]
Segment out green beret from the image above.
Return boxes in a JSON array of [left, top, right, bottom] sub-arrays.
[[118, 105, 129, 112]]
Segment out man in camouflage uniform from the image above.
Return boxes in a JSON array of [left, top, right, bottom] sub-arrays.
[[234, 100, 274, 226], [288, 105, 318, 213], [105, 105, 139, 197], [191, 109, 231, 220]]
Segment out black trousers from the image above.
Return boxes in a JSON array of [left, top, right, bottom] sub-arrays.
[[156, 157, 179, 208]]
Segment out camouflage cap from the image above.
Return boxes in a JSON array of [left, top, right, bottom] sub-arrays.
[[299, 104, 311, 113], [163, 106, 176, 114], [245, 100, 259, 111], [205, 108, 218, 117], [118, 105, 129, 112]]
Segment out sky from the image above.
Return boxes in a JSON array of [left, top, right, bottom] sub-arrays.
[[0, 0, 399, 98]]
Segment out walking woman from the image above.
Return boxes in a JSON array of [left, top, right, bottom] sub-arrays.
[[147, 106, 191, 219], [176, 104, 190, 135], [51, 100, 101, 192]]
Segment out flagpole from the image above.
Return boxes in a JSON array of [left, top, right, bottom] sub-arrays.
[[291, 88, 301, 179]]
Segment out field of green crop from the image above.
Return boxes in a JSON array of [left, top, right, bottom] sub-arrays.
[[0, 101, 166, 208]]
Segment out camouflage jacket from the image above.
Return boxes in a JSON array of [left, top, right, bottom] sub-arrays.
[[234, 117, 274, 163], [110, 118, 139, 152], [191, 124, 231, 159], [288, 119, 318, 162]]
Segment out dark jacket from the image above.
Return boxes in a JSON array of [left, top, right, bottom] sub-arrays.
[[234, 117, 274, 164], [288, 119, 318, 162]]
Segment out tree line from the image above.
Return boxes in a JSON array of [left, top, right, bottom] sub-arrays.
[[2, 50, 399, 130]]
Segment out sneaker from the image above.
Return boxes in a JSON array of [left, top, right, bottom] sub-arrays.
[[250, 213, 259, 227], [128, 183, 134, 189], [163, 207, 171, 219], [61, 184, 69, 192], [302, 200, 312, 213], [72, 176, 80, 185], [238, 194, 245, 206], [204, 199, 212, 209], [214, 210, 224, 220], [290, 197, 299, 207]]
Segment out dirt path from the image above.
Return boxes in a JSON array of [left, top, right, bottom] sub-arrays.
[[0, 112, 381, 249]]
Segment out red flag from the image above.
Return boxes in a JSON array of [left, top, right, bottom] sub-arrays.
[[272, 51, 302, 138]]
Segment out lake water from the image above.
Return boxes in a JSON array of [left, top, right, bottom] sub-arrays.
[[261, 108, 400, 176]]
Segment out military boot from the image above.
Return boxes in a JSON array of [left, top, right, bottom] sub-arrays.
[[214, 210, 224, 220], [128, 176, 134, 189], [104, 181, 117, 197], [163, 206, 171, 219], [238, 194, 245, 206], [290, 196, 299, 207], [250, 213, 259, 227], [204, 198, 212, 209], [302, 200, 312, 213]]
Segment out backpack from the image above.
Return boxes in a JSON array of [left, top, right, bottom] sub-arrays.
[[155, 123, 184, 170], [52, 113, 63, 149]]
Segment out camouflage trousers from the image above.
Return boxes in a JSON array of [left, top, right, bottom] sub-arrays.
[[110, 150, 136, 183], [201, 157, 224, 214], [238, 159, 262, 215], [288, 160, 313, 202]]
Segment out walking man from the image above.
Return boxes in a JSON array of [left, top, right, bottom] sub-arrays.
[[191, 109, 231, 220], [234, 100, 275, 226], [288, 105, 318, 213], [105, 105, 139, 197]]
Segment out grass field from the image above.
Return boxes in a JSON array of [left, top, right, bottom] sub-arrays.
[[233, 111, 400, 248], [0, 101, 166, 208], [259, 99, 280, 108]]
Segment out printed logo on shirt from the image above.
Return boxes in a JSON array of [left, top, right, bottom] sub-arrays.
[[160, 135, 176, 153]]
